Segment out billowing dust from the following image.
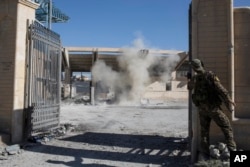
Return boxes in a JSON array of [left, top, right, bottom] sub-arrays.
[[91, 37, 180, 105]]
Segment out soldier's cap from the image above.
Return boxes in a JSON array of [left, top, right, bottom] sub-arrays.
[[190, 59, 204, 71]]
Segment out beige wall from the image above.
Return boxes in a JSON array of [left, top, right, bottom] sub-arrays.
[[143, 81, 188, 101], [233, 7, 250, 149], [192, 0, 233, 87], [191, 0, 234, 160], [0, 0, 19, 136], [234, 8, 250, 118], [192, 0, 250, 158], [0, 0, 38, 143]]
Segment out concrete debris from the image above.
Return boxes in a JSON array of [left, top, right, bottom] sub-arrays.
[[0, 101, 190, 166], [195, 142, 232, 167], [74, 96, 91, 104], [0, 144, 22, 160], [210, 148, 220, 159], [64, 123, 75, 132], [61, 96, 91, 105], [209, 142, 231, 160], [28, 135, 53, 144], [0, 124, 75, 160], [28, 124, 76, 144], [57, 126, 66, 135], [218, 142, 226, 151], [5, 144, 21, 155], [0, 155, 8, 160], [0, 146, 4, 154]]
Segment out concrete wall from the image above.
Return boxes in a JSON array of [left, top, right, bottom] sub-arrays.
[[0, 0, 38, 143], [0, 0, 17, 139], [234, 8, 250, 118], [192, 0, 250, 157], [233, 7, 250, 149], [191, 0, 234, 159], [143, 80, 188, 101]]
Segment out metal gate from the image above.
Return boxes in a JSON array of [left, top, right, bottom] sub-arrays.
[[25, 21, 61, 136]]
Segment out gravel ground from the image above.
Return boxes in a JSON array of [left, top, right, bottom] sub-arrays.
[[0, 100, 191, 167]]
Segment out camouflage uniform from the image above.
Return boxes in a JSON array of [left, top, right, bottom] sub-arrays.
[[188, 59, 236, 155]]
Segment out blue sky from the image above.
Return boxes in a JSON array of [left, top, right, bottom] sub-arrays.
[[52, 0, 250, 52]]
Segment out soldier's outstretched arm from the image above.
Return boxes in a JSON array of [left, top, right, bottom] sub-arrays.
[[213, 78, 235, 112]]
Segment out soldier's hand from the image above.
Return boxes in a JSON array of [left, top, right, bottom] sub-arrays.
[[227, 100, 236, 112]]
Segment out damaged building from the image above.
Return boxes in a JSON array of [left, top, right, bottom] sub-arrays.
[[61, 47, 189, 104], [0, 0, 250, 164]]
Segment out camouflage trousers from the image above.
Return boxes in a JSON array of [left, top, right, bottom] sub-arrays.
[[198, 105, 236, 154]]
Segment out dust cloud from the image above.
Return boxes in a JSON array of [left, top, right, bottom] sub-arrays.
[[91, 37, 180, 105]]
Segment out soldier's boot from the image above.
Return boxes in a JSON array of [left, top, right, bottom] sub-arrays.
[[199, 139, 210, 161], [226, 139, 237, 151], [200, 139, 210, 160]]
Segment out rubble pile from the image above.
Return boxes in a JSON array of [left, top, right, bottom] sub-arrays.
[[0, 144, 22, 160], [209, 142, 230, 160], [61, 95, 91, 105], [0, 124, 76, 161], [195, 142, 233, 167], [28, 123, 76, 144]]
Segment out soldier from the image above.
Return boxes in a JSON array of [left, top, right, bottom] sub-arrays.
[[187, 59, 237, 156]]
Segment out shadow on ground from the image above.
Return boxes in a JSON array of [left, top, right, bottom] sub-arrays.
[[25, 132, 191, 167]]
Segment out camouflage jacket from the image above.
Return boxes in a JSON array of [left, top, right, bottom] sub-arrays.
[[189, 71, 233, 111]]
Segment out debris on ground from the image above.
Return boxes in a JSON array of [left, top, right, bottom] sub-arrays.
[[0, 102, 191, 167], [27, 123, 76, 144], [0, 144, 22, 160], [194, 142, 237, 167]]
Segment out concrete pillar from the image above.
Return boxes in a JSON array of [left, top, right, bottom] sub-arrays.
[[0, 0, 38, 143], [90, 50, 98, 105], [91, 86, 95, 105], [233, 7, 250, 150], [64, 67, 71, 84], [63, 48, 71, 84]]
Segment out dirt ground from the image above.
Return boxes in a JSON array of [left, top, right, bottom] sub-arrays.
[[0, 100, 191, 167]]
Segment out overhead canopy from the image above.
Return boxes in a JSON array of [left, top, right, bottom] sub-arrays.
[[63, 47, 187, 73], [34, 0, 70, 23]]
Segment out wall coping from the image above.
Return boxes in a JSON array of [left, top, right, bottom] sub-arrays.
[[18, 0, 39, 9], [234, 7, 250, 13]]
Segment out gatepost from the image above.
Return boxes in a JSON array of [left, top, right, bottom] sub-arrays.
[[0, 0, 39, 144]]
